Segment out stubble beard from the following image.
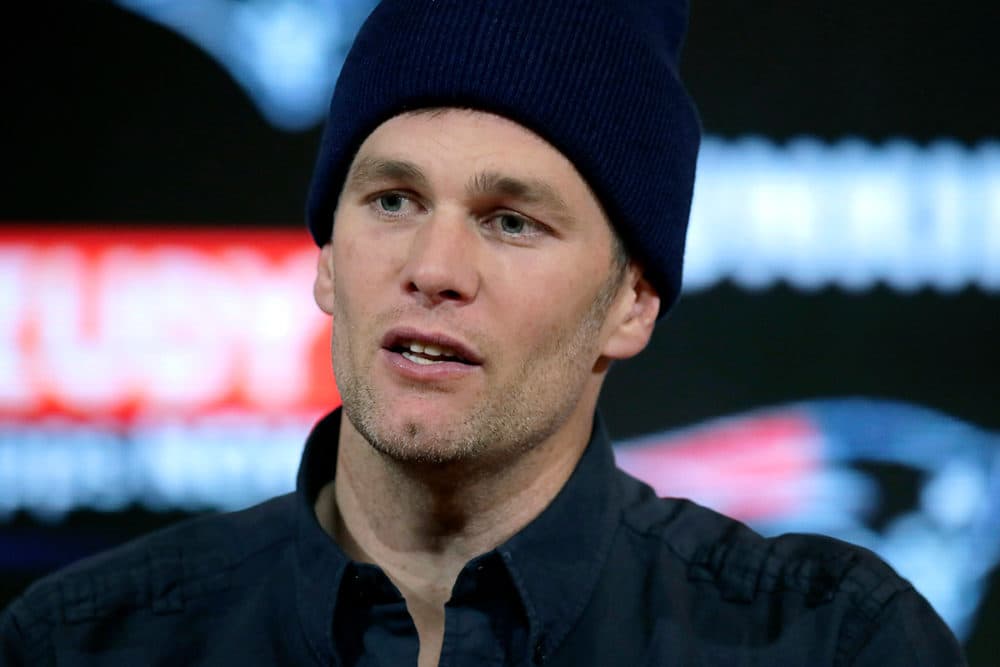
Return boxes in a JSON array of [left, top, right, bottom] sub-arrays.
[[333, 269, 623, 469]]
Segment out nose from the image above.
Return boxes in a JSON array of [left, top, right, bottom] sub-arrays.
[[401, 212, 480, 306]]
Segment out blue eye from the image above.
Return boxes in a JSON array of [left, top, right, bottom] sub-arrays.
[[377, 193, 405, 213], [497, 214, 527, 235]]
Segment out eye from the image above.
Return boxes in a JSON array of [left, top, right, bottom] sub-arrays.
[[486, 212, 547, 240], [497, 214, 527, 235], [368, 192, 420, 220], [376, 193, 406, 213]]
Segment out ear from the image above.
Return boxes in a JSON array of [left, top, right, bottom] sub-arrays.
[[600, 263, 660, 360], [313, 242, 336, 315]]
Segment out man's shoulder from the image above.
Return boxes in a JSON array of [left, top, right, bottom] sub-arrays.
[[595, 474, 965, 665], [2, 493, 299, 658], [617, 473, 911, 611]]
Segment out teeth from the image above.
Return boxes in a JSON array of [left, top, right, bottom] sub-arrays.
[[402, 351, 437, 365], [406, 341, 457, 359]]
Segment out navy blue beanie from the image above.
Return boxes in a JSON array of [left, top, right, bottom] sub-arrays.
[[306, 0, 701, 315]]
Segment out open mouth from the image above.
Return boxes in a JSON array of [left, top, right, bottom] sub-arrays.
[[382, 329, 484, 369], [391, 340, 473, 366]]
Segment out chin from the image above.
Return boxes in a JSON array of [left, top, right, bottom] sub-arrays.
[[367, 418, 488, 466], [343, 394, 483, 464]]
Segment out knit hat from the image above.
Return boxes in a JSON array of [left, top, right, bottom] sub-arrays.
[[306, 0, 701, 315]]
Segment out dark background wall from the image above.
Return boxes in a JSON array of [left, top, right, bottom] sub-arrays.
[[2, 0, 998, 660]]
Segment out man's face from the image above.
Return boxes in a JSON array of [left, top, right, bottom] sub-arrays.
[[315, 109, 647, 467]]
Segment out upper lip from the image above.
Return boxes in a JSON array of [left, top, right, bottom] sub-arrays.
[[381, 327, 484, 365]]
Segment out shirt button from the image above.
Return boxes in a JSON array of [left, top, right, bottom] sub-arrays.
[[533, 641, 546, 664]]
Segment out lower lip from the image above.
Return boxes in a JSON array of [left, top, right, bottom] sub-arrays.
[[381, 349, 480, 381]]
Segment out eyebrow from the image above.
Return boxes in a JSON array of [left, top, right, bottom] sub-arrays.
[[467, 171, 573, 224], [345, 156, 430, 191], [346, 156, 574, 224]]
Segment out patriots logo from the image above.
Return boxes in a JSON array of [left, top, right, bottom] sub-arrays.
[[115, 0, 377, 130], [614, 397, 1000, 641]]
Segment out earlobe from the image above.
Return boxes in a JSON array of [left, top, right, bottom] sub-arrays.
[[313, 243, 336, 315], [601, 268, 660, 360]]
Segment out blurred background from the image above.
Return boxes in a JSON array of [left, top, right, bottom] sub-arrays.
[[1, 0, 997, 662]]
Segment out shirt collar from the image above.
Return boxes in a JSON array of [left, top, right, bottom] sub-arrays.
[[497, 413, 623, 658], [292, 408, 624, 664], [294, 409, 349, 665]]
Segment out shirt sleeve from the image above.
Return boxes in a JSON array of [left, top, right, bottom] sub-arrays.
[[0, 600, 29, 667], [850, 588, 967, 667]]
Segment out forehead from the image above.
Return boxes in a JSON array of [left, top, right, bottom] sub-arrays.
[[349, 109, 606, 214], [358, 108, 564, 160]]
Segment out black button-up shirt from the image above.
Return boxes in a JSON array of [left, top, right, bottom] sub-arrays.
[[1, 409, 965, 665]]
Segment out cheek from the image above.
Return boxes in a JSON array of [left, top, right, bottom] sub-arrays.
[[531, 262, 596, 317], [329, 230, 398, 344], [331, 234, 375, 306], [329, 240, 364, 344], [498, 270, 594, 350], [335, 223, 406, 290]]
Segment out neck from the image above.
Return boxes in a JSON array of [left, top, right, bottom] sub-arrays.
[[313, 397, 599, 665], [329, 407, 595, 586]]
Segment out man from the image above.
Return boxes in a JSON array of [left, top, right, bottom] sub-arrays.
[[1, 0, 965, 665]]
